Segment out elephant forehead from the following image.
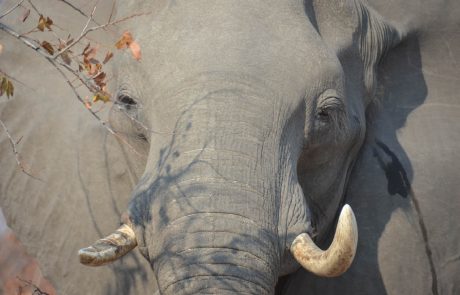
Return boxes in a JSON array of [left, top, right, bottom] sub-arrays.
[[124, 0, 343, 101]]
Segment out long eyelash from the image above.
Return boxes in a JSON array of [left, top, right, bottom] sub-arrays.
[[329, 108, 349, 141]]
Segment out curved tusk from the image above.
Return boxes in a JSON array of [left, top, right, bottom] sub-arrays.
[[290, 204, 358, 277], [78, 224, 137, 266]]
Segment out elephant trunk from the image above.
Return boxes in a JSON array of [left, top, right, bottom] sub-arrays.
[[155, 201, 277, 294], [149, 150, 280, 294]]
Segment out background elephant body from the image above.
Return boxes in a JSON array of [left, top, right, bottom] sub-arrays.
[[0, 1, 154, 294], [283, 1, 460, 294], [0, 0, 459, 294]]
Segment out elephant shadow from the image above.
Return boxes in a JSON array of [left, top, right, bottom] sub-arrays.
[[280, 36, 432, 294]]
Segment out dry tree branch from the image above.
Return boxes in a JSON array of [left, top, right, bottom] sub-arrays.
[[0, 119, 43, 181], [0, 0, 26, 19], [0, 22, 98, 93], [53, 1, 98, 59], [0, 2, 150, 159], [53, 10, 150, 59], [57, 0, 92, 20], [16, 277, 49, 295]]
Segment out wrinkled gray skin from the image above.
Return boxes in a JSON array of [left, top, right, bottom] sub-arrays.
[[1, 0, 459, 294]]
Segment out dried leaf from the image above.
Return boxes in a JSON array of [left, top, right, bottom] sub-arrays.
[[0, 77, 6, 96], [93, 72, 106, 88], [83, 47, 97, 62], [21, 9, 30, 22], [45, 17, 53, 30], [92, 91, 111, 103], [115, 31, 133, 49], [82, 43, 91, 55], [0, 77, 14, 98], [89, 58, 100, 65], [37, 15, 52, 31], [60, 51, 72, 65], [37, 15, 46, 31], [78, 64, 84, 72], [102, 51, 113, 64], [0, 44, 3, 55], [129, 41, 141, 61], [41, 41, 54, 55], [6, 80, 14, 98]]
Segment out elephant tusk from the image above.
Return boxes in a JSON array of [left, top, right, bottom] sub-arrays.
[[290, 204, 358, 277], [78, 224, 137, 266]]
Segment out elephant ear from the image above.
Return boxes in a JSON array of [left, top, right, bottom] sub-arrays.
[[309, 0, 407, 104], [353, 0, 406, 104]]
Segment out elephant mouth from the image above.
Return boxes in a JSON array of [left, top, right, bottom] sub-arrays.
[[78, 204, 358, 278]]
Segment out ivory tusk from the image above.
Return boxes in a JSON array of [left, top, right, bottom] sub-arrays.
[[78, 224, 137, 266], [290, 204, 358, 277]]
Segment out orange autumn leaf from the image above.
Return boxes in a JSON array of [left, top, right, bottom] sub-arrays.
[[115, 31, 133, 49], [37, 15, 53, 31], [129, 41, 141, 61], [115, 31, 141, 60]]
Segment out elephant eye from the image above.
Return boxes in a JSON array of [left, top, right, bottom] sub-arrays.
[[316, 96, 344, 122], [316, 106, 332, 121], [116, 94, 138, 110]]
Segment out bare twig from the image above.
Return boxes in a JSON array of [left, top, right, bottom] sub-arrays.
[[25, 0, 39, 15], [0, 23, 99, 92], [0, 0, 25, 19], [49, 62, 146, 158], [54, 10, 150, 59], [0, 119, 42, 181], [0, 5, 148, 158], [16, 277, 49, 295], [53, 1, 98, 59], [107, 0, 116, 23], [0, 69, 28, 87], [57, 0, 91, 20], [48, 61, 116, 135]]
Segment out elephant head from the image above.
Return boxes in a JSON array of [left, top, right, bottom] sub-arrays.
[[78, 0, 405, 294]]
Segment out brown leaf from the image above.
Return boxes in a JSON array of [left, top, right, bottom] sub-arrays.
[[37, 15, 52, 31], [45, 17, 53, 30], [6, 80, 14, 98], [83, 47, 97, 62], [0, 77, 14, 98], [82, 43, 91, 55], [115, 31, 134, 49], [21, 9, 30, 22], [0, 77, 6, 96], [89, 58, 100, 65], [37, 15, 46, 31], [78, 64, 84, 72], [92, 91, 111, 103], [93, 72, 106, 88], [0, 44, 3, 55], [41, 41, 54, 55], [129, 41, 141, 61], [102, 51, 113, 64], [60, 51, 72, 65]]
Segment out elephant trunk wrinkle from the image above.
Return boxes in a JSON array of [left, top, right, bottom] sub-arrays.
[[157, 245, 275, 295], [152, 182, 279, 294]]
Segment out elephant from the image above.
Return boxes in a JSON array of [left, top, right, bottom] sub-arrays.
[[1, 0, 459, 295]]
